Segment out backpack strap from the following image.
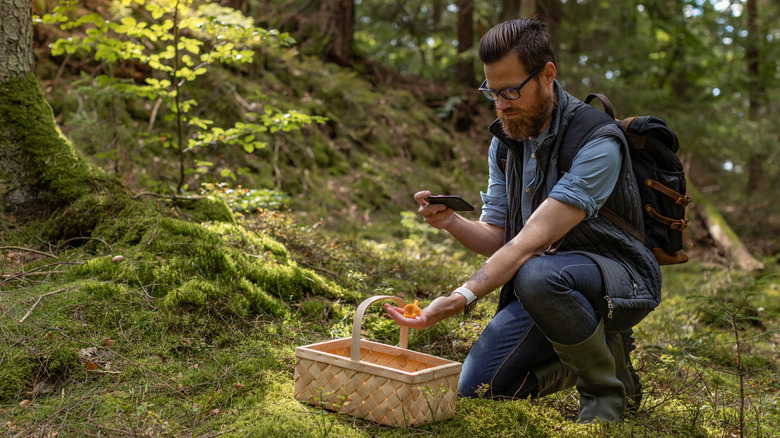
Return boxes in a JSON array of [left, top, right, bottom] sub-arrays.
[[600, 207, 646, 244], [584, 93, 616, 120], [646, 180, 690, 206], [620, 117, 647, 149]]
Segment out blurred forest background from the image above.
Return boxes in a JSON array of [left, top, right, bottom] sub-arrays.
[[1, 0, 779, 437], [27, 0, 780, 256]]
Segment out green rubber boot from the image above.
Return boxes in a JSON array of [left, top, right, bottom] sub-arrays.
[[533, 357, 577, 398], [607, 329, 642, 414], [550, 319, 625, 423]]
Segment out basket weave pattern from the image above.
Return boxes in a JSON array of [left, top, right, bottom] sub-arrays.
[[294, 296, 462, 427]]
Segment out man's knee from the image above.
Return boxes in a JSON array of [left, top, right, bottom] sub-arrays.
[[513, 256, 559, 302], [458, 368, 488, 398]]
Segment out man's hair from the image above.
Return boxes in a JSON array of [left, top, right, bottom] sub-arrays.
[[478, 17, 557, 73]]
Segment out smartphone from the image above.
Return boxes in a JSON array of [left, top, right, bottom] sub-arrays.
[[424, 195, 475, 211]]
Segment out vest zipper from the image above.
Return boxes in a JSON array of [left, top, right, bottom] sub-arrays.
[[604, 294, 614, 320]]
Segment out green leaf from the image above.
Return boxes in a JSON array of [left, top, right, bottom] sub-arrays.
[[220, 169, 236, 180], [148, 4, 165, 20]]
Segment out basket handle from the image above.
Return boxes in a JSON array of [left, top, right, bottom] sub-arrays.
[[350, 295, 409, 362]]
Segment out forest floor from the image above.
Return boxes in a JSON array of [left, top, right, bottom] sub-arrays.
[[1, 203, 778, 437]]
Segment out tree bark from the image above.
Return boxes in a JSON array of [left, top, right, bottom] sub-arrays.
[[499, 0, 521, 22], [535, 0, 561, 47], [0, 0, 34, 80], [745, 0, 765, 196], [319, 0, 354, 66], [455, 0, 475, 86], [520, 0, 535, 19], [432, 0, 443, 31]]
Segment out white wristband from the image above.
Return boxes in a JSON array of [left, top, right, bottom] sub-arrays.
[[452, 286, 477, 305]]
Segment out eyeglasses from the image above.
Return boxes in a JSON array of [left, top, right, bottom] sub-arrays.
[[479, 66, 543, 101]]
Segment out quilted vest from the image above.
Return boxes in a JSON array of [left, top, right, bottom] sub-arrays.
[[489, 83, 662, 320]]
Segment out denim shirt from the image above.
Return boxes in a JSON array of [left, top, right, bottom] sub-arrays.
[[479, 129, 622, 228]]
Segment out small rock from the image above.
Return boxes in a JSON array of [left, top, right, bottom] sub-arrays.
[[112, 255, 124, 263]]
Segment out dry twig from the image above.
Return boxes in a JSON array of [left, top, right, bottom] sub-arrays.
[[19, 288, 69, 323], [0, 245, 55, 258], [0, 260, 80, 287], [0, 271, 65, 279]]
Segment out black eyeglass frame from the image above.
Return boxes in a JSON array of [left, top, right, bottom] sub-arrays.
[[479, 66, 544, 101]]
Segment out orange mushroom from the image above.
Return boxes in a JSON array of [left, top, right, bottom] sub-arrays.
[[403, 300, 423, 318]]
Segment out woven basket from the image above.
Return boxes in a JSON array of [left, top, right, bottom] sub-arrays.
[[294, 295, 462, 427]]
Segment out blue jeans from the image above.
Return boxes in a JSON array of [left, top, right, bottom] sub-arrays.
[[458, 253, 646, 399]]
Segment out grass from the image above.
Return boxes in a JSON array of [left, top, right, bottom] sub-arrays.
[[2, 206, 778, 437]]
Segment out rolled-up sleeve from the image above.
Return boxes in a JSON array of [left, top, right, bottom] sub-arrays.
[[480, 137, 508, 227], [548, 135, 622, 219]]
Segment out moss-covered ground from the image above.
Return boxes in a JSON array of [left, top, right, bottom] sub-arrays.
[[1, 201, 778, 437]]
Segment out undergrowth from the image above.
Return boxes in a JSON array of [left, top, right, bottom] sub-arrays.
[[1, 204, 778, 437]]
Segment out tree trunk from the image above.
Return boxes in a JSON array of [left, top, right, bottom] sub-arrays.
[[745, 0, 764, 196], [499, 0, 521, 22], [689, 184, 764, 271], [320, 0, 354, 66], [455, 0, 475, 86], [535, 0, 561, 47], [432, 0, 443, 31], [0, 0, 34, 80], [0, 0, 128, 240], [520, 0, 535, 18]]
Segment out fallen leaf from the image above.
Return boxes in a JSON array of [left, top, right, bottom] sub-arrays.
[[19, 400, 31, 408], [85, 362, 97, 371]]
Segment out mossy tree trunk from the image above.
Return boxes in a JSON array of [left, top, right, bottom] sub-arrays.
[[1, 0, 131, 239], [688, 184, 764, 272]]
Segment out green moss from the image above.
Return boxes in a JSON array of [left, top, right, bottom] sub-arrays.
[[205, 221, 289, 258], [174, 197, 235, 223], [44, 345, 81, 381], [97, 215, 155, 247], [163, 278, 218, 308], [72, 257, 126, 281], [0, 347, 33, 403], [237, 277, 288, 317], [81, 280, 130, 298], [45, 191, 139, 243], [0, 73, 119, 208]]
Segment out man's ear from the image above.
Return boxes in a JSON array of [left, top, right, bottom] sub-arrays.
[[541, 61, 557, 85]]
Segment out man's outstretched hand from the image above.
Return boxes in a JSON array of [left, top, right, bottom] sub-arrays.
[[384, 295, 466, 330]]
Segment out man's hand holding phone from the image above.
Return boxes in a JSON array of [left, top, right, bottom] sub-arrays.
[[414, 191, 473, 230], [425, 195, 475, 211]]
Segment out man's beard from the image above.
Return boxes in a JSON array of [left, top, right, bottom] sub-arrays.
[[498, 88, 554, 141]]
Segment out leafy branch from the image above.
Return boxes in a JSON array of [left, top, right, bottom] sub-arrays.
[[38, 0, 325, 191]]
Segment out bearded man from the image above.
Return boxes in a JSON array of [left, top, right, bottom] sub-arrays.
[[385, 18, 662, 423]]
